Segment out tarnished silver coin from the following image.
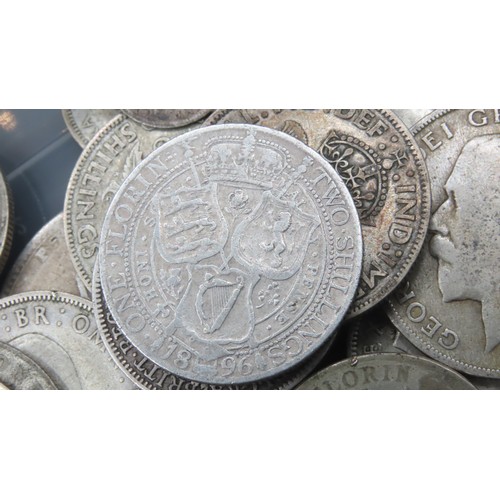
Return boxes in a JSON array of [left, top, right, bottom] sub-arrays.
[[0, 340, 56, 390], [100, 124, 363, 384], [297, 353, 476, 390], [65, 113, 200, 291], [93, 261, 331, 389], [1, 213, 89, 298], [0, 292, 135, 389], [0, 167, 14, 274], [62, 109, 120, 147], [205, 110, 431, 317], [386, 109, 500, 378], [122, 109, 213, 129], [392, 109, 434, 129]]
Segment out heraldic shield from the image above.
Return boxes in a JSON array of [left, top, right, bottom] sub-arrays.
[[232, 191, 320, 280], [154, 183, 229, 265]]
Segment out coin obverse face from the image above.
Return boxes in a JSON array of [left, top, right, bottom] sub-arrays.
[[297, 353, 476, 390], [205, 110, 431, 317], [122, 109, 213, 129], [386, 109, 500, 378], [0, 292, 135, 389], [62, 109, 120, 147], [100, 124, 363, 384]]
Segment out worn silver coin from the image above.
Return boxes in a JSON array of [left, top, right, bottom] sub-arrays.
[[0, 292, 135, 389], [297, 353, 476, 390], [1, 213, 89, 299], [122, 109, 213, 129], [65, 113, 200, 291], [386, 109, 500, 378], [0, 167, 14, 274], [0, 340, 56, 390], [62, 109, 120, 147], [93, 260, 331, 389], [392, 109, 434, 129], [205, 110, 431, 317], [100, 124, 362, 384]]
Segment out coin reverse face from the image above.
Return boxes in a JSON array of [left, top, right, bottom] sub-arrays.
[[386, 109, 500, 378], [297, 353, 476, 390], [100, 124, 362, 384], [205, 110, 431, 317], [62, 109, 120, 147]]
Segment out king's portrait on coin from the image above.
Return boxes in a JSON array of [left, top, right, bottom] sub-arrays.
[[430, 135, 500, 353]]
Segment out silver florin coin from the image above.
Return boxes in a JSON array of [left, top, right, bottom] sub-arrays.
[[62, 109, 120, 147], [122, 109, 213, 129], [0, 167, 13, 274], [297, 353, 476, 390], [1, 213, 89, 299], [386, 109, 500, 378], [0, 292, 135, 389], [100, 124, 363, 384], [64, 113, 200, 291], [0, 340, 56, 390], [205, 110, 431, 318]]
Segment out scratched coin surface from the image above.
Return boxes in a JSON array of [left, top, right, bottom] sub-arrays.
[[100, 124, 362, 384], [62, 109, 120, 147], [0, 167, 13, 274], [1, 213, 89, 298], [93, 262, 330, 389], [0, 292, 135, 389], [205, 110, 430, 317], [65, 113, 200, 291], [386, 109, 500, 378], [122, 109, 212, 129], [0, 341, 56, 390], [392, 109, 434, 129], [297, 353, 476, 390]]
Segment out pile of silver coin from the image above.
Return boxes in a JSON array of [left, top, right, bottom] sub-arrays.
[[0, 109, 498, 390]]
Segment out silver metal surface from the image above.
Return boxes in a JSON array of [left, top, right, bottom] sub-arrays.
[[100, 124, 363, 384], [392, 109, 434, 129], [0, 167, 13, 274], [62, 109, 120, 147], [297, 353, 476, 389], [386, 109, 500, 378], [122, 109, 213, 129]]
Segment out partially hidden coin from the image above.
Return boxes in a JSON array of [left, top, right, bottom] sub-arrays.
[[93, 260, 331, 389], [1, 213, 89, 299], [386, 109, 500, 378], [100, 124, 363, 385], [205, 110, 431, 317], [64, 113, 201, 291], [122, 109, 213, 129], [0, 292, 136, 389], [0, 167, 14, 275], [297, 353, 476, 389], [62, 109, 120, 147], [0, 340, 56, 390], [392, 109, 434, 129]]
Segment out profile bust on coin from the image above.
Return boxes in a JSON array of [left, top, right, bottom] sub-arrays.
[[430, 135, 500, 353]]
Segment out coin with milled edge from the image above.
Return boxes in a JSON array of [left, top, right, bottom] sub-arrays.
[[1, 213, 89, 298], [297, 353, 476, 390], [392, 109, 434, 129], [65, 113, 200, 291], [0, 341, 56, 390], [93, 261, 331, 389], [122, 109, 213, 129], [0, 292, 135, 389], [62, 109, 120, 147], [0, 167, 13, 275], [205, 110, 431, 317], [386, 109, 500, 379], [100, 124, 362, 384]]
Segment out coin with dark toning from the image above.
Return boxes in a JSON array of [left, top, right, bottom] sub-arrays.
[[62, 109, 120, 147], [100, 124, 362, 385], [297, 353, 476, 390], [386, 109, 500, 378], [1, 213, 88, 299], [0, 341, 56, 390], [0, 168, 13, 274], [0, 292, 135, 389], [122, 109, 213, 129], [65, 113, 201, 291], [205, 110, 431, 317]]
